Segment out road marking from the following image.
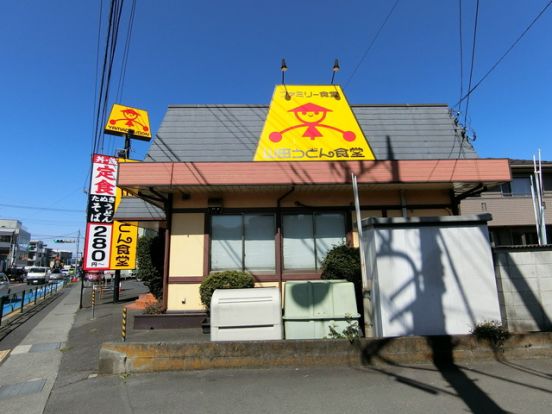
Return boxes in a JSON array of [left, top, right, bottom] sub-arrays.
[[11, 344, 32, 355]]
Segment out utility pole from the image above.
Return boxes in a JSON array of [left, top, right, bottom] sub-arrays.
[[113, 133, 131, 303], [75, 229, 81, 266]]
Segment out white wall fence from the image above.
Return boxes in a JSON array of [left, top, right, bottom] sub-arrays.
[[362, 215, 502, 337], [493, 247, 552, 332]]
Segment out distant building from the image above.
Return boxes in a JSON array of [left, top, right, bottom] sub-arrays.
[[50, 250, 73, 268], [0, 219, 31, 271], [28, 240, 49, 267], [461, 159, 552, 246]]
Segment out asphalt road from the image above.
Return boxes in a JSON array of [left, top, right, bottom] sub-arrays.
[[44, 361, 552, 414]]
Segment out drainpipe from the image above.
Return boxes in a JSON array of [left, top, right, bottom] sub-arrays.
[[161, 193, 173, 313], [276, 187, 295, 297], [400, 190, 407, 218]]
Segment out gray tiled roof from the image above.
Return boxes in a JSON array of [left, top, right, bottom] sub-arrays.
[[146, 104, 477, 162], [113, 197, 165, 221]]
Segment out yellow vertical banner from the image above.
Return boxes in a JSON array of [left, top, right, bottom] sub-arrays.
[[110, 221, 138, 269]]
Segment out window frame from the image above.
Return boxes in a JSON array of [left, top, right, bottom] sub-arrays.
[[282, 211, 347, 272], [209, 212, 276, 273]]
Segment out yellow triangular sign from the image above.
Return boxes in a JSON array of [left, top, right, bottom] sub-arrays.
[[254, 85, 375, 161]]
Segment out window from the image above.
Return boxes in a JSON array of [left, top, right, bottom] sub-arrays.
[[501, 176, 533, 196], [283, 212, 346, 271], [211, 214, 275, 272]]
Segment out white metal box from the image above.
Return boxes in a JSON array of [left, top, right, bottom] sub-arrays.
[[210, 287, 282, 341]]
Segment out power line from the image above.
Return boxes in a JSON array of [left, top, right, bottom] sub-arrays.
[[116, 0, 137, 103], [93, 0, 117, 155], [463, 0, 480, 128], [98, 0, 125, 154], [457, 0, 464, 112], [455, 0, 552, 108], [0, 203, 84, 213], [90, 0, 104, 157], [93, 0, 126, 155], [345, 0, 401, 87]]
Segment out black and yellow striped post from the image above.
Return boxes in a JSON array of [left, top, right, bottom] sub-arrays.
[[91, 288, 96, 320], [121, 307, 128, 342]]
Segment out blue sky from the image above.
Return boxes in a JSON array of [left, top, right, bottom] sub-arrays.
[[0, 0, 551, 255]]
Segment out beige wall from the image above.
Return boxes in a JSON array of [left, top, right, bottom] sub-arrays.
[[167, 283, 204, 311], [167, 281, 281, 312], [172, 189, 451, 210], [169, 213, 205, 277], [462, 195, 552, 227]]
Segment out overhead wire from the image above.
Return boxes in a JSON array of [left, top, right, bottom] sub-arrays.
[[98, 0, 125, 154], [109, 0, 137, 157], [116, 0, 136, 103], [463, 0, 480, 129], [345, 0, 401, 87], [454, 0, 552, 109], [93, 0, 116, 155], [0, 203, 84, 213], [92, 0, 127, 155], [457, 0, 464, 113]]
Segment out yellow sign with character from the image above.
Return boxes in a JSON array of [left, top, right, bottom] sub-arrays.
[[105, 104, 152, 140], [254, 85, 375, 161]]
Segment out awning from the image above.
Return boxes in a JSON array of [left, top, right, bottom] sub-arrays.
[[117, 159, 511, 207]]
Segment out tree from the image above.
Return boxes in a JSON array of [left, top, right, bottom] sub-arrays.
[[136, 235, 164, 299]]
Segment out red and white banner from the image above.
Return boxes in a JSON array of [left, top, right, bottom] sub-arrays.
[[83, 154, 118, 271]]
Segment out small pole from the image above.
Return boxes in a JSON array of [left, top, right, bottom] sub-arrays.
[[11, 293, 17, 312], [121, 307, 127, 342], [20, 290, 26, 313], [0, 296, 5, 326], [92, 287, 96, 319], [34, 287, 38, 305], [79, 270, 85, 309]]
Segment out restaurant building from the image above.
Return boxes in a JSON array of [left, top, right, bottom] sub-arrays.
[[116, 85, 511, 313]]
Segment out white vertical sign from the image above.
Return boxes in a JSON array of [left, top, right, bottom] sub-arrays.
[[83, 154, 119, 271], [83, 223, 113, 270]]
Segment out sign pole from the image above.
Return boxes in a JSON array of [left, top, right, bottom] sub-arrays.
[[352, 174, 374, 337], [113, 133, 131, 303]]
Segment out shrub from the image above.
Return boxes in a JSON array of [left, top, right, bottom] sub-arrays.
[[327, 314, 361, 343], [471, 320, 510, 350], [320, 244, 361, 285], [136, 235, 164, 300], [199, 271, 255, 310], [143, 302, 164, 315]]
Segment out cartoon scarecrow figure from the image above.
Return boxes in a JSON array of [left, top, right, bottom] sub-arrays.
[[269, 102, 356, 143], [109, 108, 149, 132]]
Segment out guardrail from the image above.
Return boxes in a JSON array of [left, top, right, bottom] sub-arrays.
[[0, 280, 66, 326]]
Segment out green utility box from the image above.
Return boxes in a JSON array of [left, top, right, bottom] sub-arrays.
[[283, 280, 360, 339]]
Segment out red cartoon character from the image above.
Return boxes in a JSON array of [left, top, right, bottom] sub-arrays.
[[269, 102, 355, 143], [109, 108, 149, 132]]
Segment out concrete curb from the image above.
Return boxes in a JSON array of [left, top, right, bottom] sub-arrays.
[[98, 332, 552, 375]]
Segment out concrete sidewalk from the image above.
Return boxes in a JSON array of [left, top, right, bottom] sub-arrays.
[[0, 284, 79, 414]]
